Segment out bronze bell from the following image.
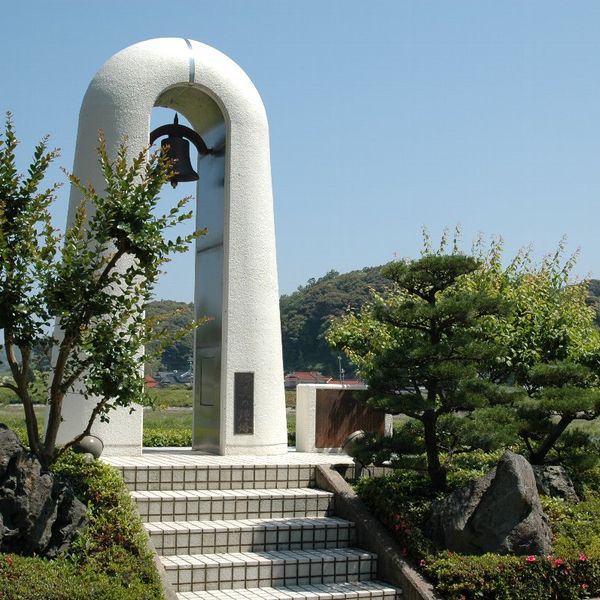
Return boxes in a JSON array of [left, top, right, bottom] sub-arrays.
[[161, 134, 199, 188]]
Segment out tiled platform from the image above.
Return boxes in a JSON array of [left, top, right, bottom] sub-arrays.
[[104, 449, 355, 468], [104, 450, 354, 493]]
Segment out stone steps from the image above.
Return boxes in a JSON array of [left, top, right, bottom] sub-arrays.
[[146, 516, 355, 555], [161, 548, 377, 593], [114, 454, 401, 599], [114, 462, 316, 492], [133, 488, 334, 521], [175, 580, 399, 600]]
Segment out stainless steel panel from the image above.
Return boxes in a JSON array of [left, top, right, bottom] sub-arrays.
[[192, 123, 225, 453]]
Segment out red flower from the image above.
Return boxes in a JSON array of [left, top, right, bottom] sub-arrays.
[[579, 553, 588, 562], [581, 583, 589, 590], [526, 555, 536, 563], [419, 559, 427, 567], [554, 558, 564, 567]]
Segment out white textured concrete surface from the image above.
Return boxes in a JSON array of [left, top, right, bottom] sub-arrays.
[[103, 450, 354, 468], [57, 38, 287, 456]]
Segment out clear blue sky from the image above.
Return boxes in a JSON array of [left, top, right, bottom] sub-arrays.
[[2, 1, 600, 300]]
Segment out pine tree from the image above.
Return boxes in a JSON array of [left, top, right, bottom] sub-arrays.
[[327, 253, 511, 491]]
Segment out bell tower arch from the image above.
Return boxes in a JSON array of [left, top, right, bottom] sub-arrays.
[[56, 38, 288, 456]]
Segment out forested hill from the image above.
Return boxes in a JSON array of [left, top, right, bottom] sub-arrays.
[[145, 300, 194, 374], [586, 279, 600, 328], [279, 267, 391, 375], [3, 274, 600, 377], [142, 267, 391, 377], [136, 275, 600, 377]]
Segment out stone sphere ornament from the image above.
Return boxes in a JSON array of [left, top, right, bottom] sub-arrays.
[[342, 430, 366, 459], [73, 435, 104, 459]]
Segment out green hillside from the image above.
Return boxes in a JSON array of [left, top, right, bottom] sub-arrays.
[[4, 275, 600, 379], [279, 267, 391, 375]]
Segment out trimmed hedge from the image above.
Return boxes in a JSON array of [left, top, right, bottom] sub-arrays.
[[0, 452, 164, 600], [143, 427, 192, 447]]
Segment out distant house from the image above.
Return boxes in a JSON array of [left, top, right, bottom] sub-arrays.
[[154, 370, 193, 386], [326, 378, 363, 386], [284, 371, 333, 389], [144, 374, 159, 388]]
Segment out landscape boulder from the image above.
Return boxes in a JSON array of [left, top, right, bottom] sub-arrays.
[[425, 451, 552, 556], [0, 424, 88, 558], [532, 464, 579, 503]]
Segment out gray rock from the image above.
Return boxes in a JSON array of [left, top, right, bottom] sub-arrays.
[[0, 425, 23, 476], [532, 464, 579, 503], [426, 451, 552, 556], [0, 424, 88, 558]]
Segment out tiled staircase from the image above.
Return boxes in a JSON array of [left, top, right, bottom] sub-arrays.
[[113, 455, 402, 600]]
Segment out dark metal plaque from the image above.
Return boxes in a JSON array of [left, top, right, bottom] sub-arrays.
[[234, 372, 254, 434]]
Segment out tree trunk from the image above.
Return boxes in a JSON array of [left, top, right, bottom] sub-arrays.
[[422, 410, 447, 492], [529, 415, 573, 465]]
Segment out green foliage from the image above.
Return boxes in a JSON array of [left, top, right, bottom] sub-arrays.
[[327, 252, 511, 490], [331, 238, 600, 488], [356, 457, 600, 600], [423, 552, 598, 600], [143, 427, 192, 447], [0, 114, 205, 467], [0, 451, 163, 600], [0, 386, 18, 405], [144, 300, 194, 374], [467, 240, 600, 465], [355, 469, 437, 561], [280, 267, 390, 375]]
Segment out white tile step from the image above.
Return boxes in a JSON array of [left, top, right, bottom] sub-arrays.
[[146, 516, 355, 555], [161, 548, 378, 592], [117, 462, 320, 492], [175, 580, 401, 599], [133, 488, 334, 521]]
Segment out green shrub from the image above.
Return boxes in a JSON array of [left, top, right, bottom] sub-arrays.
[[143, 427, 192, 447], [423, 552, 598, 600], [0, 451, 164, 599], [0, 387, 18, 405], [356, 458, 600, 600]]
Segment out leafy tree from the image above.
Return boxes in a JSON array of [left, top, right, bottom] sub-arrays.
[[0, 114, 204, 468], [467, 241, 600, 466], [327, 251, 512, 491]]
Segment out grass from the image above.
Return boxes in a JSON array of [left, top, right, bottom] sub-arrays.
[[0, 390, 297, 448], [147, 386, 192, 407]]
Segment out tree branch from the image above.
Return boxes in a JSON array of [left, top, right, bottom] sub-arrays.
[[0, 382, 19, 393], [4, 336, 41, 454]]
